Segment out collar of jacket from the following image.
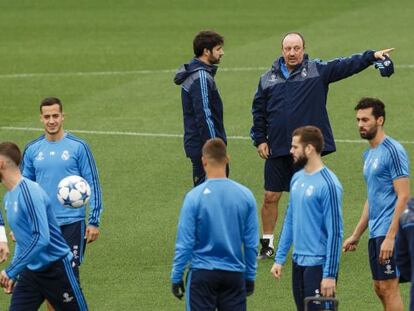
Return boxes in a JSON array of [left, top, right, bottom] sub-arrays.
[[190, 58, 218, 76], [272, 54, 309, 77]]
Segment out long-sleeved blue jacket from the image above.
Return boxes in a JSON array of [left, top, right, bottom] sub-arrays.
[[171, 178, 258, 283], [275, 167, 343, 278], [250, 50, 376, 157], [174, 58, 227, 158], [396, 198, 414, 310]]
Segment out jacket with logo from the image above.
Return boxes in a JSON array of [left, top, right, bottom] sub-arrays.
[[174, 58, 227, 158], [250, 51, 376, 158]]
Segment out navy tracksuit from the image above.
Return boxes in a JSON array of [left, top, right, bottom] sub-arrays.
[[250, 51, 377, 158]]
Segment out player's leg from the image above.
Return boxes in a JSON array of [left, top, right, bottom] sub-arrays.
[[291, 261, 305, 311], [60, 220, 87, 281], [42, 255, 88, 311], [258, 156, 293, 259], [186, 269, 218, 311], [302, 265, 325, 311], [369, 236, 403, 310], [9, 269, 44, 311], [217, 270, 246, 311], [373, 279, 403, 311], [190, 157, 206, 187]]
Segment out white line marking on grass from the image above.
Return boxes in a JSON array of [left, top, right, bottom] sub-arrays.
[[0, 65, 412, 79], [2, 126, 414, 144]]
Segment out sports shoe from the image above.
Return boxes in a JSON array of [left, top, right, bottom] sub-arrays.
[[257, 238, 274, 260]]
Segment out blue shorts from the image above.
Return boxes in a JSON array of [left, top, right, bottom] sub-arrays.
[[190, 157, 229, 187], [186, 269, 246, 311], [60, 221, 86, 281], [292, 262, 335, 311], [264, 156, 295, 192], [10, 255, 88, 311], [368, 236, 399, 280]]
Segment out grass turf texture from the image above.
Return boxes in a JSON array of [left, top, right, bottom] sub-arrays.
[[1, 0, 414, 309]]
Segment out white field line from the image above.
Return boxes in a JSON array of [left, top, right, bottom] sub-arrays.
[[2, 126, 414, 144], [0, 65, 412, 79]]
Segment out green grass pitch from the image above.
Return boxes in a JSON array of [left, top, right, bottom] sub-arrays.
[[1, 0, 414, 309]]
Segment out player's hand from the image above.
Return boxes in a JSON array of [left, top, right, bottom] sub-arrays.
[[257, 143, 269, 160], [85, 225, 100, 244], [379, 237, 394, 265], [321, 278, 336, 297], [245, 280, 255, 296], [374, 48, 395, 60], [0, 270, 13, 293], [270, 263, 283, 279], [342, 235, 359, 252], [172, 280, 185, 300], [0, 242, 9, 263]]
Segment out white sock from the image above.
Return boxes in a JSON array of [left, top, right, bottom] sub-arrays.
[[263, 234, 274, 249]]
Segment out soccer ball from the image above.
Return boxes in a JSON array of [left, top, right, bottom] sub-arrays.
[[57, 175, 91, 208]]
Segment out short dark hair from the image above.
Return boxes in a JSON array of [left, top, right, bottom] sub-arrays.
[[281, 32, 305, 49], [193, 30, 224, 57], [202, 138, 227, 164], [0, 142, 21, 166], [292, 126, 324, 154], [354, 97, 386, 124], [40, 97, 63, 113]]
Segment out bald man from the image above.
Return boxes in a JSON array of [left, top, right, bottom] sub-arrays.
[[250, 31, 394, 259]]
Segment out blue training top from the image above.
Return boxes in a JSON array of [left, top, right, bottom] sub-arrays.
[[3, 177, 71, 280], [275, 166, 343, 278], [363, 136, 409, 238], [171, 178, 259, 283], [21, 132, 103, 227]]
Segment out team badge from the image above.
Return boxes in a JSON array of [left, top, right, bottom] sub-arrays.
[[301, 68, 307, 77], [305, 185, 315, 197], [61, 150, 70, 160], [35, 152, 44, 161]]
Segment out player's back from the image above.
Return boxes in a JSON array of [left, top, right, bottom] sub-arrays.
[[4, 178, 71, 277], [189, 178, 256, 272]]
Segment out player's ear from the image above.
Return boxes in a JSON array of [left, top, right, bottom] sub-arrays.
[[201, 156, 208, 168], [305, 144, 313, 155], [377, 116, 384, 126]]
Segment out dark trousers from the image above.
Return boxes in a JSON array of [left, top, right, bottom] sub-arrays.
[[10, 255, 88, 311], [186, 269, 245, 311], [60, 220, 87, 281], [292, 262, 334, 311]]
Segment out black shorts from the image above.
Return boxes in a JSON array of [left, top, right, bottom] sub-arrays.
[[186, 269, 246, 311], [60, 221, 86, 281], [368, 236, 399, 280], [10, 255, 88, 311], [264, 156, 295, 192]]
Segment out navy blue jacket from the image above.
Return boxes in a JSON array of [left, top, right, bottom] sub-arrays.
[[250, 50, 376, 157], [174, 58, 227, 158], [397, 198, 414, 310]]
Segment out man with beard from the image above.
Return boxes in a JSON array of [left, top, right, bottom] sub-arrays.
[[343, 97, 410, 311], [174, 30, 227, 186], [251, 31, 394, 259], [271, 126, 343, 311]]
